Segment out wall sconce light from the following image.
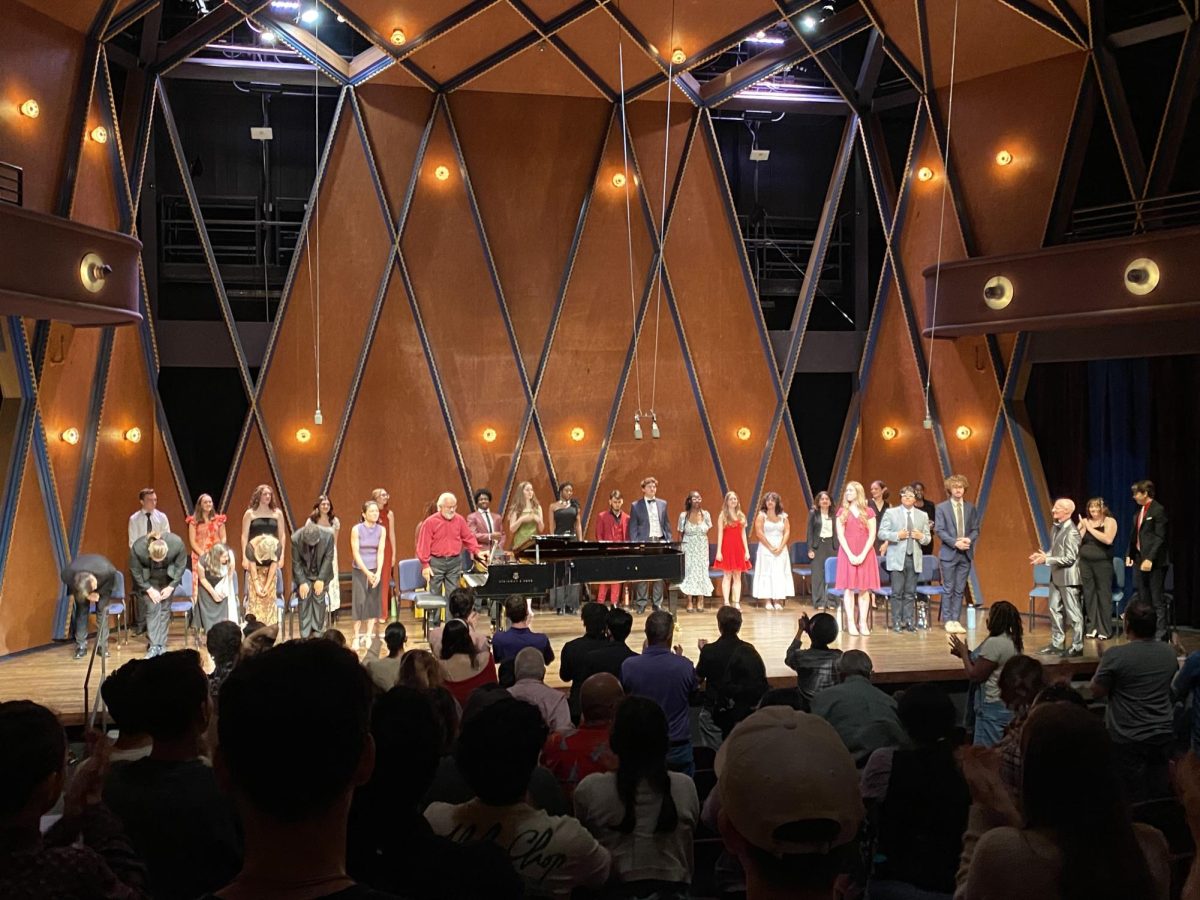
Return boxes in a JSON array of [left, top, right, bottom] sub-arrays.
[[917, 166, 934, 182], [482, 427, 497, 443], [20, 99, 40, 118], [1124, 258, 1160, 295], [390, 28, 406, 45], [570, 427, 585, 442], [61, 427, 80, 445], [671, 48, 686, 65], [881, 426, 898, 441], [995, 149, 1013, 166], [611, 171, 627, 188], [296, 428, 312, 443], [983, 275, 1014, 310], [434, 165, 449, 181], [124, 427, 141, 443], [90, 126, 108, 144], [955, 425, 972, 440], [736, 426, 751, 441]]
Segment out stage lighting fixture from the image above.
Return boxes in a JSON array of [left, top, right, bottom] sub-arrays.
[[1124, 258, 1160, 296], [124, 427, 142, 443], [434, 165, 450, 181], [611, 172, 627, 188], [633, 414, 643, 440], [983, 275, 1013, 310], [300, 7, 319, 24], [336, 15, 346, 23], [671, 48, 686, 65], [90, 126, 108, 144], [917, 166, 933, 182], [296, 428, 312, 443], [571, 427, 585, 442], [61, 428, 80, 445], [955, 425, 972, 440], [736, 426, 751, 441], [881, 426, 897, 441], [391, 28, 406, 45], [800, 14, 818, 31], [995, 150, 1012, 166], [20, 99, 39, 118], [482, 427, 497, 443], [260, 30, 277, 45], [650, 414, 660, 439]]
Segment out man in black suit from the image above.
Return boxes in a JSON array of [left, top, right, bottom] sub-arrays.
[[61, 554, 118, 659], [1126, 479, 1170, 640], [291, 521, 336, 638]]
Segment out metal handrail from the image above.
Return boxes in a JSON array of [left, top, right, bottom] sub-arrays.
[[1066, 189, 1200, 241]]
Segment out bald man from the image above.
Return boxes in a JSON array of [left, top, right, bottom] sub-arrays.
[[542, 673, 623, 798], [1031, 498, 1084, 657], [416, 492, 483, 598]]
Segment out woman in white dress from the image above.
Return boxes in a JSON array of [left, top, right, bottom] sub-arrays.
[[676, 490, 714, 613], [752, 491, 793, 610], [311, 495, 341, 614]]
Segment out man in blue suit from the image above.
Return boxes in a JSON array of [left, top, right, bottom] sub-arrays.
[[877, 486, 931, 633], [627, 475, 670, 614], [934, 474, 979, 634]]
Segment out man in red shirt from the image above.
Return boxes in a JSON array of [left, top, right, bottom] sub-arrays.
[[417, 492, 484, 599], [542, 673, 623, 802]]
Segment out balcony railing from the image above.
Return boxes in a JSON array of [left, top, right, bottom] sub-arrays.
[[159, 193, 306, 272], [1066, 189, 1200, 242]]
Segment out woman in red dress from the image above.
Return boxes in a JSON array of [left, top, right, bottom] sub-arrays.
[[594, 489, 629, 605], [371, 488, 396, 622], [835, 480, 881, 636], [186, 493, 227, 600], [715, 491, 751, 609]]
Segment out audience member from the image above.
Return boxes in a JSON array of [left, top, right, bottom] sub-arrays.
[[1090, 598, 1179, 801], [956, 703, 1169, 900], [948, 599, 1023, 746], [861, 683, 967, 898], [810, 650, 903, 765], [240, 622, 278, 659], [757, 687, 809, 712], [992, 654, 1046, 803], [207, 638, 396, 899], [437, 619, 497, 709], [784, 612, 843, 706], [1173, 647, 1200, 755], [103, 650, 241, 900], [427, 587, 488, 658], [323, 628, 348, 648], [715, 708, 864, 900], [397, 649, 444, 691], [425, 697, 611, 896], [581, 606, 636, 681], [347, 687, 520, 899], [99, 660, 152, 763], [241, 615, 264, 639], [423, 685, 459, 752], [543, 673, 622, 801], [205, 621, 242, 705], [490, 594, 554, 666], [561, 602, 613, 722], [621, 611, 697, 776], [364, 622, 407, 692], [0, 701, 148, 898], [696, 606, 768, 747], [575, 696, 700, 896], [508, 646, 572, 733]]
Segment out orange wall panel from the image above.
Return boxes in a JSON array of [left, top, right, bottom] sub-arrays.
[[39, 325, 101, 527], [355, 84, 435, 220], [0, 453, 65, 654]]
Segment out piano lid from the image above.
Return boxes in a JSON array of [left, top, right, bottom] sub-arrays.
[[517, 535, 681, 559]]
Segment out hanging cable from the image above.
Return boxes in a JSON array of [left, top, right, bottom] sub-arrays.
[[617, 25, 644, 422], [311, 11, 322, 425], [922, 0, 960, 426], [648, 0, 676, 422]]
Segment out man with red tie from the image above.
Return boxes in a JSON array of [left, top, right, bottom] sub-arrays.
[[1125, 479, 1170, 640], [594, 490, 628, 606], [417, 493, 484, 599]]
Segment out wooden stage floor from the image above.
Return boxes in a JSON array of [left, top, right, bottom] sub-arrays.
[[7, 600, 1176, 726]]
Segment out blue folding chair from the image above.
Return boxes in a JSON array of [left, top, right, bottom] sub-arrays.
[[273, 571, 298, 638], [874, 558, 893, 628], [823, 556, 846, 630], [1111, 557, 1128, 620], [915, 556, 943, 627], [1028, 563, 1051, 631], [790, 543, 812, 597], [169, 570, 198, 648], [90, 571, 127, 647]]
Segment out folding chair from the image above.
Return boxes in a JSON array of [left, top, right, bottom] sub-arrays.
[[1028, 563, 1051, 631], [915, 556, 944, 629], [790, 542, 812, 598], [169, 570, 198, 648]]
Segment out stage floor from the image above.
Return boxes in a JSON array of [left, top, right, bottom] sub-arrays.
[[5, 600, 1167, 726]]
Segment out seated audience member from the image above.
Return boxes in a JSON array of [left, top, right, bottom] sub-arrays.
[[575, 696, 700, 896], [437, 619, 498, 709], [715, 708, 864, 900], [810, 650, 903, 766], [560, 602, 613, 722], [1173, 648, 1200, 754], [397, 649, 444, 691], [364, 622, 407, 692], [323, 628, 348, 648], [1089, 598, 1179, 802], [427, 587, 489, 658], [425, 697, 611, 897], [582, 606, 636, 681], [543, 673, 622, 801], [242, 614, 264, 638], [621, 611, 698, 776], [508, 646, 572, 733], [100, 660, 152, 763], [992, 654, 1046, 803], [697, 606, 768, 747], [103, 650, 241, 900], [490, 593, 554, 666], [0, 701, 148, 898], [861, 683, 968, 898], [784, 612, 843, 706], [347, 687, 521, 899], [956, 703, 1169, 900], [207, 638, 397, 899], [240, 622, 278, 659], [205, 621, 243, 706]]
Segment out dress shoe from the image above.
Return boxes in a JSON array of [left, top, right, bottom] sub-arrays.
[[945, 621, 966, 635], [1037, 644, 1063, 655], [1064, 648, 1083, 658], [73, 646, 87, 660], [98, 647, 109, 658], [904, 623, 917, 633]]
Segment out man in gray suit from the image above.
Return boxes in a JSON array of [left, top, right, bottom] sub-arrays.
[[1032, 498, 1085, 658], [130, 531, 188, 658], [877, 485, 931, 633], [292, 521, 335, 637], [627, 476, 670, 613]]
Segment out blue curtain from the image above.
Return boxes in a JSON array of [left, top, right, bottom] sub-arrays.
[[1086, 359, 1148, 527]]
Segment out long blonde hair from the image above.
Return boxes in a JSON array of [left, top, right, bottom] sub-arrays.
[[718, 491, 746, 527], [839, 481, 870, 526], [508, 480, 539, 519]]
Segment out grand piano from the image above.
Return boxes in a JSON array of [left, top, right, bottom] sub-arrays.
[[474, 535, 684, 599]]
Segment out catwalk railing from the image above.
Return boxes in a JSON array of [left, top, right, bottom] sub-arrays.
[[1065, 189, 1200, 242], [159, 193, 307, 271]]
